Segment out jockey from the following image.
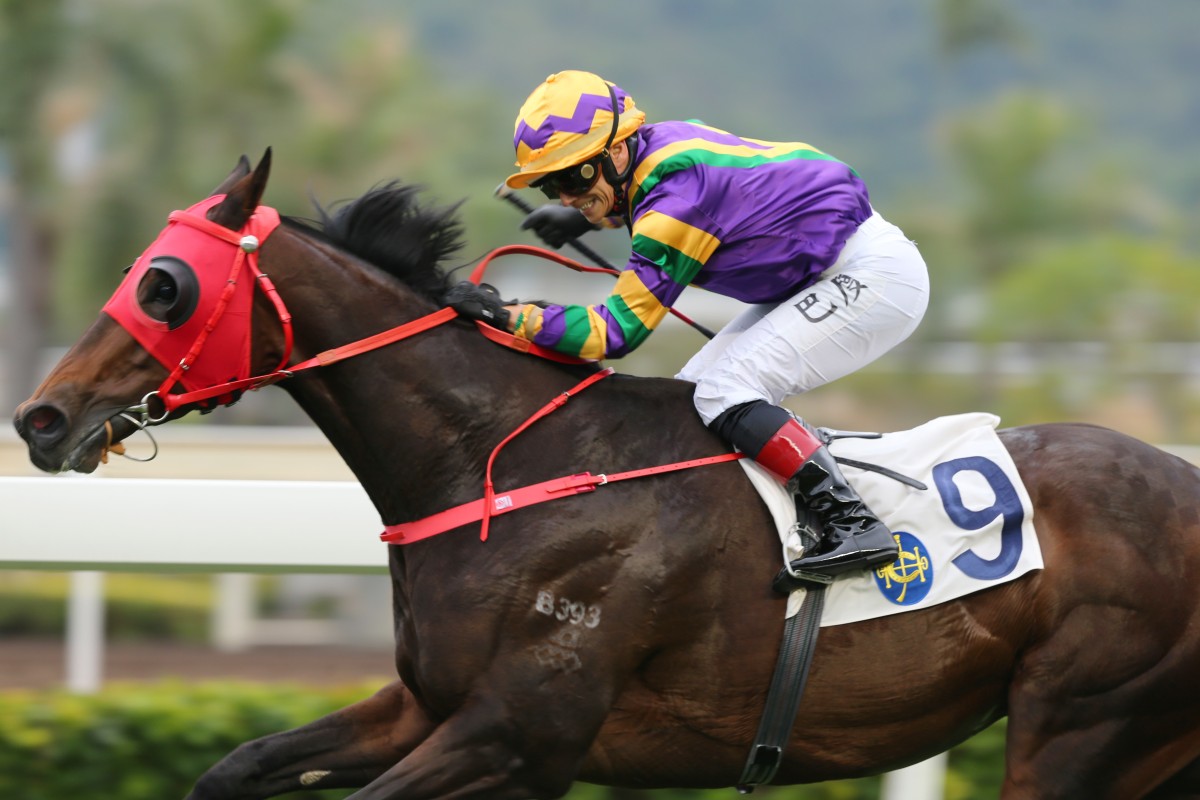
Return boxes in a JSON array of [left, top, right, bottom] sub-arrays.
[[446, 70, 930, 578]]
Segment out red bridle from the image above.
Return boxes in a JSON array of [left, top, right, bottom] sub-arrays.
[[102, 196, 290, 417], [99, 202, 739, 543], [103, 200, 590, 423]]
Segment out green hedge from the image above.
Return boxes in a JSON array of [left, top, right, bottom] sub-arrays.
[[0, 682, 1006, 799], [0, 573, 213, 641], [0, 682, 367, 800]]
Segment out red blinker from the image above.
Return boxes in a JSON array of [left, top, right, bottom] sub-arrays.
[[100, 195, 281, 404]]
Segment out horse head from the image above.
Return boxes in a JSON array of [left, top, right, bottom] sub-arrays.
[[11, 148, 514, 520], [12, 150, 287, 473]]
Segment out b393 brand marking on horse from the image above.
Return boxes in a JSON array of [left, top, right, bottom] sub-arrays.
[[532, 590, 602, 673], [535, 589, 602, 628]]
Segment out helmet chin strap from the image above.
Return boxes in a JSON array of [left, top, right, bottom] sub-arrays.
[[604, 136, 638, 222], [598, 84, 638, 221]]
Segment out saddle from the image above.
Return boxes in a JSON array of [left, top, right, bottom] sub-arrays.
[[737, 412, 1041, 626]]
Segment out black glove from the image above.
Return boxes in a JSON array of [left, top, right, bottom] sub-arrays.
[[443, 281, 512, 330], [520, 204, 598, 249]]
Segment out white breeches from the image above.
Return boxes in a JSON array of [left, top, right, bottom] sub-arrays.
[[676, 211, 930, 426]]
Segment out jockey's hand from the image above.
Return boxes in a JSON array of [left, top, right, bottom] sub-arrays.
[[520, 204, 598, 249], [443, 281, 511, 330]]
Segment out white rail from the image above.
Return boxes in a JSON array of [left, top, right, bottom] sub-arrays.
[[0, 475, 386, 573]]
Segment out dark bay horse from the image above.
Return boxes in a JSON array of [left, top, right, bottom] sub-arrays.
[[14, 151, 1200, 799]]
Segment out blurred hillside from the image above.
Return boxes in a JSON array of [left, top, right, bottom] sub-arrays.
[[2, 0, 1198, 439], [399, 0, 1200, 209]]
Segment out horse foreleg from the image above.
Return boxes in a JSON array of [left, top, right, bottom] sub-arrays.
[[185, 680, 435, 800], [343, 694, 598, 800]]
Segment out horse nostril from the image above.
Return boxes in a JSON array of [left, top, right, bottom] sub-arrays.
[[21, 405, 67, 445]]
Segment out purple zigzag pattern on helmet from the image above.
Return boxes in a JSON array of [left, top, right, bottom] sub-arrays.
[[515, 91, 616, 151]]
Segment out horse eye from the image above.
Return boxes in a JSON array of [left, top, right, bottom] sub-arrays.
[[136, 270, 180, 318], [136, 256, 200, 329], [154, 280, 178, 304]]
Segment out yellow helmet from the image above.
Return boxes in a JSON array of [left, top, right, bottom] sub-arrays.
[[506, 70, 645, 190]]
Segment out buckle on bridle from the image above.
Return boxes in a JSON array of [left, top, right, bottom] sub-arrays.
[[125, 390, 170, 425]]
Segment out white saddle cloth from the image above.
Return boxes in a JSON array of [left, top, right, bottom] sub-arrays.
[[739, 412, 1042, 626]]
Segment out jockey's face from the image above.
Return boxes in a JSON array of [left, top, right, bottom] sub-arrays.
[[555, 139, 629, 224]]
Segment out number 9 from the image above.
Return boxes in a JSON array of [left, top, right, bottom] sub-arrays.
[[933, 456, 1025, 580]]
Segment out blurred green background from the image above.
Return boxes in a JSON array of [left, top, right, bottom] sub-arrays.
[[3, 0, 1198, 437], [1, 0, 1197, 797]]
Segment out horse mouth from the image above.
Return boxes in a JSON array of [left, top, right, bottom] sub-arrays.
[[64, 429, 112, 473], [26, 426, 106, 474], [24, 414, 139, 475]]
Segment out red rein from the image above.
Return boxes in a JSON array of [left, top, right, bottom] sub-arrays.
[[107, 204, 739, 544]]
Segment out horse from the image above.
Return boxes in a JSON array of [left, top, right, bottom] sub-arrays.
[[13, 150, 1200, 800]]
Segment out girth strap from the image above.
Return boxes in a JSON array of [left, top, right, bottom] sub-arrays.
[[736, 584, 827, 793]]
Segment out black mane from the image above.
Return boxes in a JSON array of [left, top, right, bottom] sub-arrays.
[[285, 182, 465, 303]]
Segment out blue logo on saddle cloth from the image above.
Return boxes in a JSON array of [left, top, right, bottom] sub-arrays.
[[741, 412, 1045, 628], [872, 531, 932, 606]]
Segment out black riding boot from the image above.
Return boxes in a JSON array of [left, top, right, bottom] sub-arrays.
[[786, 445, 897, 576], [710, 400, 898, 582]]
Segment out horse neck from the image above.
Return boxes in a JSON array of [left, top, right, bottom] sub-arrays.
[[265, 228, 576, 525]]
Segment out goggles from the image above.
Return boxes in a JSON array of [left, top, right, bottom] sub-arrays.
[[530, 156, 604, 199]]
